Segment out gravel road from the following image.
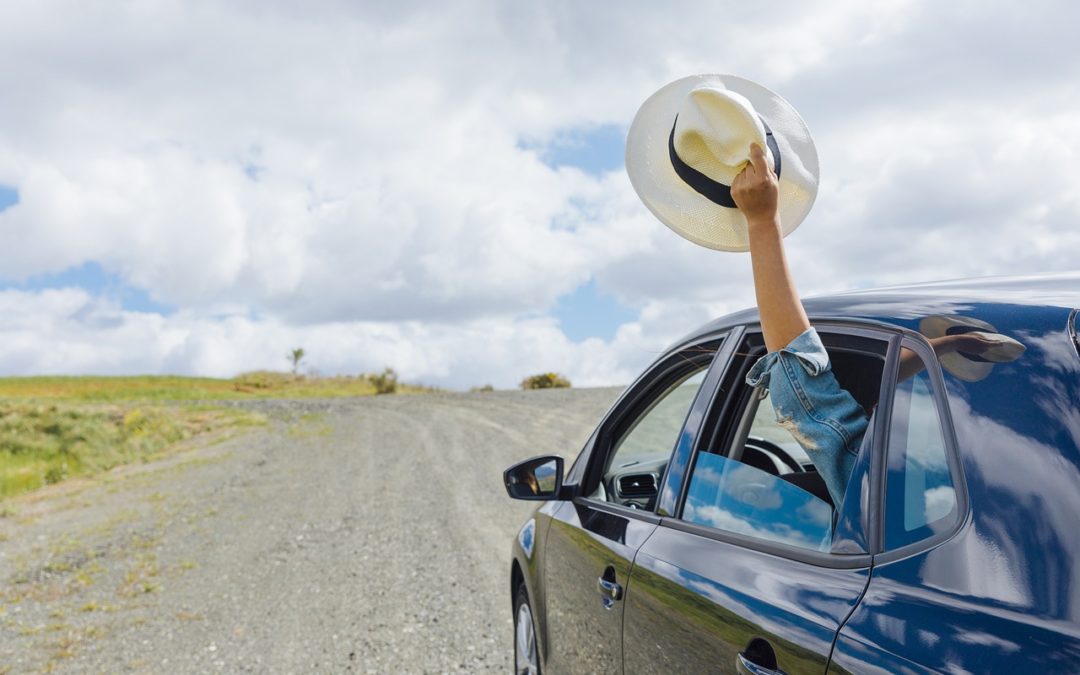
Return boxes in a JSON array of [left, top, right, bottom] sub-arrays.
[[0, 387, 622, 674]]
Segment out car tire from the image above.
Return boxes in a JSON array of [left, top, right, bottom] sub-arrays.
[[514, 583, 541, 675]]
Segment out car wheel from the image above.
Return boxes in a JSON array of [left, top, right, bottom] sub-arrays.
[[514, 583, 540, 675]]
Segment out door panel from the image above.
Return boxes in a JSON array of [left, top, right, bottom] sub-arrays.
[[624, 525, 870, 675], [543, 500, 657, 674]]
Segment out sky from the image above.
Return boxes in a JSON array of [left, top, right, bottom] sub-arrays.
[[0, 0, 1078, 389]]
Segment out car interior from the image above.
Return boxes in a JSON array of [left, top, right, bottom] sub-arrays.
[[592, 333, 886, 522], [712, 343, 886, 511]]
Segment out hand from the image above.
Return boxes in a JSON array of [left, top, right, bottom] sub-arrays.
[[731, 143, 779, 228], [943, 332, 999, 356]]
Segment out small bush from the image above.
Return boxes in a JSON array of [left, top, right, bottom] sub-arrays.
[[44, 464, 67, 485], [470, 384, 495, 393], [520, 373, 571, 390], [369, 368, 399, 395]]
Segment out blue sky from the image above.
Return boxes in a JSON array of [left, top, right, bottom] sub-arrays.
[[0, 260, 173, 315], [1, 181, 171, 314], [527, 124, 627, 176], [0, 185, 17, 212], [537, 124, 638, 342]]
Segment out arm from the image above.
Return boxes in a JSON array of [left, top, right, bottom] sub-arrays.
[[897, 333, 1000, 381], [731, 143, 810, 352]]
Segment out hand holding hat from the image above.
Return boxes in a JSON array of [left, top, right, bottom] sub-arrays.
[[731, 142, 780, 228], [626, 74, 819, 251]]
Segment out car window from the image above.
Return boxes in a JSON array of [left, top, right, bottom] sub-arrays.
[[883, 350, 958, 550], [677, 331, 885, 553], [609, 369, 707, 464], [596, 363, 711, 508], [683, 452, 834, 550], [745, 387, 812, 468]]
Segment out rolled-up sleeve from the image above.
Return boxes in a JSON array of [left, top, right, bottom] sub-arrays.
[[746, 328, 869, 506]]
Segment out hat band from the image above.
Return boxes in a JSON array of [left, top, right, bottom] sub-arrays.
[[668, 116, 781, 208]]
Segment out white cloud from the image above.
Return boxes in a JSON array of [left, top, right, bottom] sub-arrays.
[[0, 0, 1078, 386]]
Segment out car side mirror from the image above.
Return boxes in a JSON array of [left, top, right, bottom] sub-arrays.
[[503, 455, 564, 500]]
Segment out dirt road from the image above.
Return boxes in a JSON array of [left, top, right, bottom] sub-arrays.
[[0, 388, 621, 674]]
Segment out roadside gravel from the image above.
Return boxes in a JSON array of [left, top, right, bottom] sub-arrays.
[[0, 387, 622, 674]]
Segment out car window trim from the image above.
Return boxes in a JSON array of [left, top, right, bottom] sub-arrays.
[[668, 320, 899, 567], [657, 515, 873, 569], [654, 326, 744, 517], [872, 334, 971, 564], [575, 496, 664, 525]]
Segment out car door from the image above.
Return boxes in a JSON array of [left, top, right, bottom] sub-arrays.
[[622, 326, 892, 674], [541, 334, 730, 675], [829, 335, 1080, 673]]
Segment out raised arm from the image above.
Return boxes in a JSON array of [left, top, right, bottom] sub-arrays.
[[731, 143, 809, 352]]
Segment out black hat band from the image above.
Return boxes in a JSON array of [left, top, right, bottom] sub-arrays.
[[668, 115, 781, 208]]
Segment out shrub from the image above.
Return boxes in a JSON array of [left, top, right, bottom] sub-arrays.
[[520, 373, 571, 390], [369, 368, 399, 395], [470, 384, 495, 393]]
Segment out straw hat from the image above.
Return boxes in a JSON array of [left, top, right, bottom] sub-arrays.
[[626, 74, 819, 252], [919, 315, 1026, 382]]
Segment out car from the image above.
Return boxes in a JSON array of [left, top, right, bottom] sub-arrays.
[[503, 273, 1080, 674]]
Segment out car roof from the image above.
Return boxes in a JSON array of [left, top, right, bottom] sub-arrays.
[[684, 272, 1080, 344]]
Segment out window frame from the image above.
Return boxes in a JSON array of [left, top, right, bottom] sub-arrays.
[[872, 334, 970, 564], [574, 332, 728, 517], [660, 320, 904, 569]]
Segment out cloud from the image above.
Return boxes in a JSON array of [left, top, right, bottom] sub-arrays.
[[0, 287, 663, 387], [0, 1, 1077, 384]]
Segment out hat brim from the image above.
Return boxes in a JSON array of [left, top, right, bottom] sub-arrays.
[[626, 74, 819, 252]]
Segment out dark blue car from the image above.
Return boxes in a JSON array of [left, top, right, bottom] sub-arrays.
[[504, 273, 1080, 674]]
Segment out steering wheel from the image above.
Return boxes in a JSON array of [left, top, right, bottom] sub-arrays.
[[745, 436, 804, 473]]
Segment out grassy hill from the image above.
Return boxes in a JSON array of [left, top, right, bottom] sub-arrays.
[[0, 372, 435, 500], [0, 371, 435, 402]]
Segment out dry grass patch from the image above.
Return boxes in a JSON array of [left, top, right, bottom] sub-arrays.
[[0, 403, 261, 500]]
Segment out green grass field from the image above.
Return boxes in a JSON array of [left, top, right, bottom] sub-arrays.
[[0, 371, 434, 402], [0, 402, 263, 499], [0, 371, 434, 500]]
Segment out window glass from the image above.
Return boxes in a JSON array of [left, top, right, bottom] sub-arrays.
[[610, 369, 707, 463], [680, 385, 836, 552], [683, 452, 833, 551], [600, 367, 708, 507], [884, 355, 957, 550]]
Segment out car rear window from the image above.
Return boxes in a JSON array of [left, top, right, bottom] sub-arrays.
[[883, 345, 959, 550]]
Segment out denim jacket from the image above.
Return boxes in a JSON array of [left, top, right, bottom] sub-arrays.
[[745, 328, 869, 506]]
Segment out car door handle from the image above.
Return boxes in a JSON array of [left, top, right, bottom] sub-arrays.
[[736, 651, 787, 675], [596, 576, 623, 610]]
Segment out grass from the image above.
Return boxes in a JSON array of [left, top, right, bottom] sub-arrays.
[[0, 402, 261, 500], [0, 370, 436, 500], [0, 372, 437, 403]]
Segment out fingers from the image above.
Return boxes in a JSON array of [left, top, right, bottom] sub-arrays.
[[748, 142, 768, 176], [731, 142, 779, 221], [733, 144, 763, 186]]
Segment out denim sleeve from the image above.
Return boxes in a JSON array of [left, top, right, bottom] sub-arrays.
[[745, 328, 869, 506]]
